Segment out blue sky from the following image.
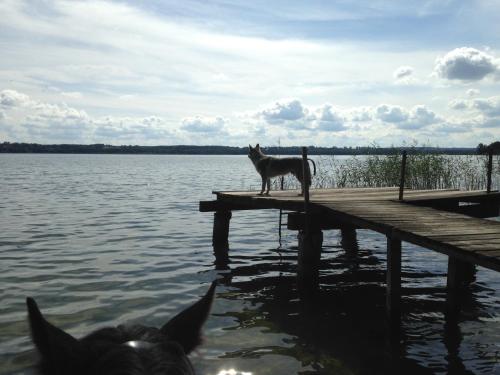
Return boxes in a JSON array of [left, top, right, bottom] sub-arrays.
[[1, 0, 499, 146]]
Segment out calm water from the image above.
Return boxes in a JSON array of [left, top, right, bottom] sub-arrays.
[[0, 154, 498, 375]]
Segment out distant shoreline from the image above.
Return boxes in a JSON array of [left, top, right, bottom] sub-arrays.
[[0, 142, 478, 155]]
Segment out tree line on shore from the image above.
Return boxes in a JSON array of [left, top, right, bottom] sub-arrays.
[[0, 141, 491, 155]]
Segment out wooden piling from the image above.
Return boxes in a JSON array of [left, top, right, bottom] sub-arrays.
[[446, 256, 476, 316], [297, 228, 323, 290], [212, 210, 232, 264], [301, 147, 310, 221], [386, 231, 402, 319], [447, 257, 476, 290], [297, 147, 322, 289], [487, 150, 493, 193], [340, 225, 358, 256], [399, 150, 407, 201]]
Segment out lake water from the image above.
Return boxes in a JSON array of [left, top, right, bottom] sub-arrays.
[[0, 154, 498, 375]]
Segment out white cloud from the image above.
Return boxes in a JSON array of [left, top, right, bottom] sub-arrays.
[[405, 105, 439, 128], [434, 47, 499, 81], [454, 115, 499, 129], [375, 104, 408, 123], [375, 104, 439, 129], [0, 89, 32, 107], [347, 107, 372, 122], [0, 89, 179, 144], [61, 91, 83, 99], [432, 123, 470, 134], [93, 116, 173, 140], [313, 104, 346, 131], [466, 88, 480, 97], [258, 99, 308, 124], [449, 99, 468, 110], [181, 116, 226, 134], [472, 96, 500, 117]]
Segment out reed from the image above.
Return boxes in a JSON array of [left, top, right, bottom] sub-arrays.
[[272, 147, 498, 191]]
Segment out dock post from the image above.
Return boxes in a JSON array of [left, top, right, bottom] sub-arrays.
[[399, 150, 407, 201], [340, 225, 358, 257], [212, 210, 232, 265], [487, 149, 493, 193], [386, 231, 402, 322], [446, 256, 476, 316], [297, 228, 323, 291], [297, 147, 321, 290]]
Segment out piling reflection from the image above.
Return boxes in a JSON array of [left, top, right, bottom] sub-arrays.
[[208, 230, 495, 374]]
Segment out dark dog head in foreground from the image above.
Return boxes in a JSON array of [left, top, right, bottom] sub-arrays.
[[27, 281, 216, 375]]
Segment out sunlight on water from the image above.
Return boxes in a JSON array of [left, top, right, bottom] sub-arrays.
[[217, 369, 252, 375]]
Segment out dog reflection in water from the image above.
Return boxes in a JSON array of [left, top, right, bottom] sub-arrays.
[[26, 282, 216, 375]]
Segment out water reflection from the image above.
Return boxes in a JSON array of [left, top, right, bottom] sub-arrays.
[[208, 229, 497, 374]]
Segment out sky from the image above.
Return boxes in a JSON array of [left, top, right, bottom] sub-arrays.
[[0, 0, 500, 147]]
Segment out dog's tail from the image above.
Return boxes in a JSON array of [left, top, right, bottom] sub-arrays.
[[307, 158, 316, 175]]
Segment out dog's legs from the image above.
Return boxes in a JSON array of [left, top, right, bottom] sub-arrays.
[[258, 176, 266, 195], [265, 178, 271, 195], [296, 174, 304, 196]]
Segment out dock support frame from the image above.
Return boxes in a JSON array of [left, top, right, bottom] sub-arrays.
[[386, 231, 402, 322], [212, 210, 232, 264], [446, 256, 476, 316], [297, 228, 323, 292]]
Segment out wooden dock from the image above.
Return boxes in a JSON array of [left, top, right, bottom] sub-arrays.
[[200, 187, 500, 318]]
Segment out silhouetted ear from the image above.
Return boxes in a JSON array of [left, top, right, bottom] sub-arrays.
[[26, 298, 83, 368], [255, 143, 260, 149], [161, 281, 216, 354]]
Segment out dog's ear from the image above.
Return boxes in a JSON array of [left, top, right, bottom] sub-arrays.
[[255, 143, 260, 150], [161, 281, 216, 354], [248, 144, 253, 150], [26, 298, 84, 371]]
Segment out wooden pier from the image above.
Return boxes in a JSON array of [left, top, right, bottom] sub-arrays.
[[200, 187, 500, 318]]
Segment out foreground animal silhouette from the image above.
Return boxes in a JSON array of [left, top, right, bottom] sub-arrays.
[[248, 144, 316, 196], [26, 281, 216, 375]]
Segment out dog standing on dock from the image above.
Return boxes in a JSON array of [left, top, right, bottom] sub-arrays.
[[248, 144, 316, 196]]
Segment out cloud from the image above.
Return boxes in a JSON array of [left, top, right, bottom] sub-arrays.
[[432, 123, 470, 134], [434, 47, 499, 81], [181, 116, 226, 133], [393, 66, 413, 80], [61, 91, 83, 99], [254, 99, 348, 132], [93, 116, 172, 140], [375, 104, 439, 129], [454, 115, 500, 129], [258, 99, 308, 124], [449, 99, 468, 110], [466, 88, 480, 97], [472, 96, 500, 117], [375, 104, 408, 123], [405, 105, 439, 128], [20, 102, 91, 142], [313, 104, 346, 131], [0, 89, 32, 107], [347, 107, 372, 122], [0, 88, 179, 144]]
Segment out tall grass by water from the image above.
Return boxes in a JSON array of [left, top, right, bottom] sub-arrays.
[[275, 148, 499, 191]]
